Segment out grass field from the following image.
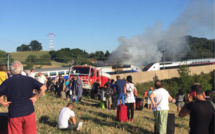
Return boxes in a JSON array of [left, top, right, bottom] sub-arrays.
[[10, 51, 69, 68], [10, 51, 49, 62], [0, 93, 190, 134]]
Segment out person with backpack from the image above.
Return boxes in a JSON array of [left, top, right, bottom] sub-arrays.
[[124, 76, 138, 122], [175, 89, 185, 113]]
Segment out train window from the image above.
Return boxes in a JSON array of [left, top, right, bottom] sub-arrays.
[[58, 71, 65, 75], [66, 71, 69, 75], [50, 72, 57, 76], [44, 73, 48, 76]]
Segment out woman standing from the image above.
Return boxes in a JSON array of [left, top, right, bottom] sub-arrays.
[[124, 75, 137, 122], [73, 76, 83, 102], [175, 89, 185, 113]]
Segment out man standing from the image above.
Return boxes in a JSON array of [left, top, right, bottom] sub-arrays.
[[114, 75, 126, 105], [150, 80, 173, 134], [0, 61, 47, 134], [37, 72, 47, 85], [179, 85, 214, 134], [58, 103, 82, 131], [91, 80, 100, 99]]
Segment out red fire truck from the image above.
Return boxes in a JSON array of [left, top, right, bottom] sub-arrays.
[[69, 65, 111, 90]]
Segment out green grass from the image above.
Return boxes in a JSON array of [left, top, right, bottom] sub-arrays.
[[0, 93, 190, 134], [10, 51, 49, 62], [10, 51, 69, 68]]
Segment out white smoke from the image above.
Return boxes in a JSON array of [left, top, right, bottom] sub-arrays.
[[108, 0, 214, 65]]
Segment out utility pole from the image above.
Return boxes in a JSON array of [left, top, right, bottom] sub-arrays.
[[162, 50, 166, 70], [48, 33, 55, 51], [6, 53, 9, 70]]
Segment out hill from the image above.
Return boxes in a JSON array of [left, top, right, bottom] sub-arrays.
[[0, 93, 189, 134], [10, 51, 69, 68], [10, 51, 49, 62]]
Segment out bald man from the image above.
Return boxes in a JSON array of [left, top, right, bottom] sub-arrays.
[[150, 80, 173, 134]]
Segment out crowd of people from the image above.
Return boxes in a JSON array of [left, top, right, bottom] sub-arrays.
[[0, 61, 214, 134], [0, 61, 83, 133]]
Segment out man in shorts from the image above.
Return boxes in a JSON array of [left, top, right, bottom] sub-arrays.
[[0, 61, 47, 134]]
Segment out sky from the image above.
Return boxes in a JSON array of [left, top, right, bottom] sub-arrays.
[[0, 0, 214, 53]]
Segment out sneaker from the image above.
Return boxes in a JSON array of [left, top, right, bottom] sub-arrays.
[[130, 119, 133, 122], [77, 122, 82, 131]]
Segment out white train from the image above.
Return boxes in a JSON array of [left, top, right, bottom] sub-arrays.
[[143, 58, 215, 71], [34, 67, 70, 79], [97, 64, 141, 74]]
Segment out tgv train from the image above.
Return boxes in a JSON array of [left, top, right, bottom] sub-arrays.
[[142, 58, 215, 72], [98, 64, 141, 74]]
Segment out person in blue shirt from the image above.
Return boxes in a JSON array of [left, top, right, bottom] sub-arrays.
[[147, 87, 153, 109], [0, 61, 47, 134], [114, 75, 126, 105]]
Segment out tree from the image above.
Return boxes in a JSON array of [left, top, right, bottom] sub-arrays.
[[95, 51, 105, 60], [105, 50, 110, 57], [178, 65, 193, 93], [29, 40, 42, 51], [16, 44, 31, 51], [25, 55, 38, 64], [0, 50, 7, 64], [0, 50, 14, 67], [39, 54, 51, 65]]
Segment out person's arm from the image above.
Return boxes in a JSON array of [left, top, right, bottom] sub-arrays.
[[133, 88, 138, 96], [124, 84, 126, 94], [168, 95, 173, 102], [179, 105, 190, 117], [150, 93, 157, 107], [0, 97, 11, 107], [0, 81, 11, 107], [5, 73, 8, 79], [30, 85, 47, 104], [70, 116, 76, 125], [179, 94, 192, 117]]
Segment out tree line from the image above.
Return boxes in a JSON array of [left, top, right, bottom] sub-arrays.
[[136, 66, 214, 97], [49, 48, 110, 65], [16, 40, 42, 51]]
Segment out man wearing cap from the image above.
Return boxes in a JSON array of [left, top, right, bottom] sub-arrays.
[[179, 84, 214, 134]]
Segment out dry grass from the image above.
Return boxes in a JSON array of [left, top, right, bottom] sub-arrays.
[[0, 93, 190, 134]]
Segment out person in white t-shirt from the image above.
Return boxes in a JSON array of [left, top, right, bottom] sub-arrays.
[[29, 69, 36, 78], [37, 72, 47, 85], [58, 103, 82, 131], [150, 80, 173, 134], [124, 75, 138, 122]]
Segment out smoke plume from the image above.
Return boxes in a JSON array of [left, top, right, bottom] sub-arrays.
[[108, 0, 214, 66]]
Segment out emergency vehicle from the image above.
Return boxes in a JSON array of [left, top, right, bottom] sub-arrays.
[[69, 65, 111, 90]]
